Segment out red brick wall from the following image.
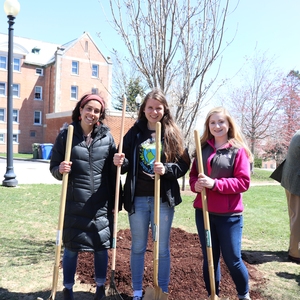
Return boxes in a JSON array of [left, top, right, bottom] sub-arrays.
[[45, 111, 136, 147]]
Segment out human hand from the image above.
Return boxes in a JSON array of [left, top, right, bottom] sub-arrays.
[[154, 161, 165, 175], [195, 173, 215, 191], [113, 153, 125, 166], [59, 161, 72, 174]]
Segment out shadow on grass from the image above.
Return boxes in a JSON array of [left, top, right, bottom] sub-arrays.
[[276, 272, 300, 286], [0, 288, 93, 300], [0, 238, 55, 266], [242, 249, 288, 264]]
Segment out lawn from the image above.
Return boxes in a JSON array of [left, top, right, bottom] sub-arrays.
[[0, 181, 299, 300]]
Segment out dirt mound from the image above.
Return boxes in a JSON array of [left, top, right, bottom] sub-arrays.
[[76, 228, 267, 300]]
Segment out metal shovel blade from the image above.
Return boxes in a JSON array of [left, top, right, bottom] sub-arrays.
[[143, 286, 168, 300]]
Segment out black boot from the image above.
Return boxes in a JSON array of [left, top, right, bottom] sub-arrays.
[[94, 285, 106, 300], [63, 288, 74, 300]]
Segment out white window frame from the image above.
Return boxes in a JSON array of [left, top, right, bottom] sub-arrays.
[[0, 133, 4, 143], [12, 84, 20, 98], [92, 64, 99, 78], [71, 86, 78, 100], [13, 58, 20, 72], [12, 109, 19, 123], [72, 61, 79, 75], [0, 108, 5, 122], [36, 68, 43, 76], [0, 82, 6, 96], [34, 86, 43, 100], [0, 56, 7, 69], [34, 110, 42, 125], [12, 134, 18, 143]]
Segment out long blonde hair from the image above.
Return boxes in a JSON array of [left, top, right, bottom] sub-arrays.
[[201, 106, 253, 161]]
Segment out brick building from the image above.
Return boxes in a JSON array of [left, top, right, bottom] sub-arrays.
[[0, 32, 135, 154]]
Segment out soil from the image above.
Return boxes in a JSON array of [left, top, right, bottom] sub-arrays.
[[75, 228, 268, 300]]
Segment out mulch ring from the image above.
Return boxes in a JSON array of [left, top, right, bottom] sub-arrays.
[[76, 228, 268, 300]]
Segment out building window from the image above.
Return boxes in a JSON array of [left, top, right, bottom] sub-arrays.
[[34, 111, 42, 125], [30, 131, 36, 137], [34, 86, 42, 100], [0, 82, 6, 96], [0, 56, 7, 69], [36, 68, 43, 76], [85, 41, 88, 52], [0, 133, 4, 143], [72, 61, 79, 75], [13, 109, 19, 123], [13, 134, 18, 143], [91, 88, 99, 94], [0, 108, 5, 122], [13, 58, 20, 72], [13, 84, 20, 97], [71, 86, 78, 100], [92, 64, 99, 78]]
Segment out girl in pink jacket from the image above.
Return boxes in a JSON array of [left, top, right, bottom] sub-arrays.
[[189, 106, 252, 300]]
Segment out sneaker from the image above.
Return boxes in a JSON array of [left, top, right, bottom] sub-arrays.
[[132, 297, 143, 300], [63, 288, 74, 300], [94, 285, 106, 300]]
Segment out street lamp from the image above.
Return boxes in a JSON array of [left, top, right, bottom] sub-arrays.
[[135, 93, 142, 110], [2, 0, 20, 187]]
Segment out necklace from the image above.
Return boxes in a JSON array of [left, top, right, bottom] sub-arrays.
[[215, 141, 228, 150]]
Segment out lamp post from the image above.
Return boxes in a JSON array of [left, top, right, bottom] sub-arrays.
[[135, 93, 142, 110], [2, 0, 20, 187]]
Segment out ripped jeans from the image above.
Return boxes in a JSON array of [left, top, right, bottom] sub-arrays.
[[129, 196, 174, 293]]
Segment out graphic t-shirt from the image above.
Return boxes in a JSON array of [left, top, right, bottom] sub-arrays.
[[135, 128, 159, 196]]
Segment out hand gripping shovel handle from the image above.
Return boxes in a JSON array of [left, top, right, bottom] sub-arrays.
[[194, 130, 218, 299], [48, 124, 74, 300]]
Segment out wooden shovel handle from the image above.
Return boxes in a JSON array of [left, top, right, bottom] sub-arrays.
[[111, 94, 127, 270], [153, 122, 161, 287], [194, 130, 217, 297]]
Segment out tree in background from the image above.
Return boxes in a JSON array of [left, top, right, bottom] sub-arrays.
[[221, 51, 285, 157], [263, 70, 300, 164], [113, 77, 145, 113], [107, 0, 236, 146]]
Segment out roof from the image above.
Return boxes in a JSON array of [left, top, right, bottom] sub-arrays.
[[0, 32, 109, 67]]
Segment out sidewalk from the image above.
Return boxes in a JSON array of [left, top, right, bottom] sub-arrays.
[[0, 157, 60, 185]]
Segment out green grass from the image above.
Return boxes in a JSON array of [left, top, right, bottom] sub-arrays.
[[0, 183, 299, 300], [0, 152, 33, 159]]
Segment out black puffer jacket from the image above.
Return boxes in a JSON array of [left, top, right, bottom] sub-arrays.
[[50, 121, 117, 252], [120, 119, 190, 214]]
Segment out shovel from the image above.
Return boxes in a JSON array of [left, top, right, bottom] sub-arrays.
[[103, 95, 127, 300], [194, 130, 229, 300], [144, 122, 168, 300], [36, 124, 74, 300]]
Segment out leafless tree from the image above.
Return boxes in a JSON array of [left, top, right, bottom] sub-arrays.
[[221, 51, 285, 156], [106, 0, 236, 146]]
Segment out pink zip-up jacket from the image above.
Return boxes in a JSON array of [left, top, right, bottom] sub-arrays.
[[189, 139, 250, 214]]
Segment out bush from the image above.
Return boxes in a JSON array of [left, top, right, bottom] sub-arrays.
[[254, 158, 262, 168]]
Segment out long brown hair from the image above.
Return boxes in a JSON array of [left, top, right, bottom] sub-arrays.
[[138, 88, 189, 164]]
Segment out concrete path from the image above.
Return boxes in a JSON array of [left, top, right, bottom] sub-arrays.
[[0, 158, 60, 185]]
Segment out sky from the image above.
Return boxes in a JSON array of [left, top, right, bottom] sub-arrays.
[[1, 0, 300, 95]]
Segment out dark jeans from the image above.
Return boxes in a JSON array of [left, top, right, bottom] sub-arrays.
[[195, 209, 249, 297], [62, 248, 108, 288]]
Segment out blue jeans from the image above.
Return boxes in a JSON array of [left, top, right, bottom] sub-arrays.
[[195, 209, 249, 297], [129, 196, 174, 293], [62, 248, 108, 288]]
